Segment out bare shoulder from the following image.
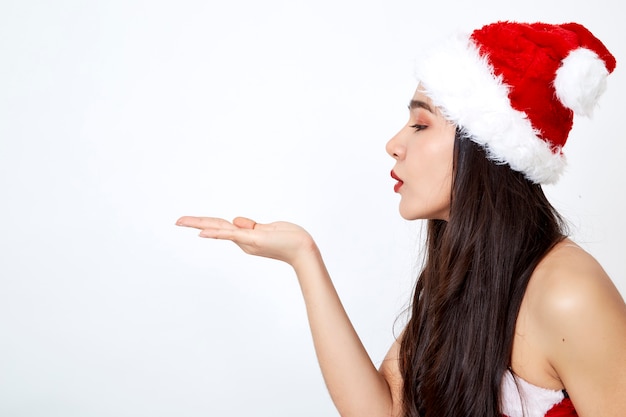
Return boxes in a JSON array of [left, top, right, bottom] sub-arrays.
[[527, 239, 626, 416], [528, 238, 626, 342], [529, 239, 624, 319]]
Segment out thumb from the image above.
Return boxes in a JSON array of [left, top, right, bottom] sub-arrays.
[[233, 216, 257, 230]]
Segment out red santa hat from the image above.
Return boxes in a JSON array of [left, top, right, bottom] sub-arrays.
[[415, 21, 616, 184]]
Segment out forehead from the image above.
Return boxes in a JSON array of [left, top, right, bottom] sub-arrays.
[[412, 85, 434, 106], [409, 87, 440, 116]]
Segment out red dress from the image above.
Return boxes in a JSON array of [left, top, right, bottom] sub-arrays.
[[501, 371, 578, 417]]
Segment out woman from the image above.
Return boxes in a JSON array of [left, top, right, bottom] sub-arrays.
[[177, 22, 626, 417]]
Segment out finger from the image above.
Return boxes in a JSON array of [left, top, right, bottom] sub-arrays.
[[176, 216, 235, 230], [233, 216, 258, 230], [198, 226, 255, 243]]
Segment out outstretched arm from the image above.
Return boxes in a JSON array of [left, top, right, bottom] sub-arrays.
[[176, 216, 403, 417]]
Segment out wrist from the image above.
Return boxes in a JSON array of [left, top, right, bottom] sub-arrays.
[[290, 238, 323, 274]]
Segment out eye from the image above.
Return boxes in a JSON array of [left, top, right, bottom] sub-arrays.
[[410, 124, 427, 132]]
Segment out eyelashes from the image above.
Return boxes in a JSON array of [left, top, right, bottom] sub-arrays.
[[410, 124, 427, 132]]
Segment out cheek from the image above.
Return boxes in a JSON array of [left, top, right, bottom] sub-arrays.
[[403, 138, 453, 218], [420, 141, 452, 185], [404, 141, 449, 188], [431, 129, 455, 180]]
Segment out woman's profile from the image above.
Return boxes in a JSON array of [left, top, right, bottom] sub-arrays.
[[177, 21, 626, 417]]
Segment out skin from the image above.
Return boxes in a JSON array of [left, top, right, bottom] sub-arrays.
[[176, 87, 626, 417], [177, 215, 399, 417], [386, 87, 456, 221], [511, 239, 626, 416]]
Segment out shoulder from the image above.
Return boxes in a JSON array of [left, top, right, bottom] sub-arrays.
[[527, 239, 626, 345], [526, 239, 626, 416], [530, 240, 621, 313], [528, 239, 624, 325]]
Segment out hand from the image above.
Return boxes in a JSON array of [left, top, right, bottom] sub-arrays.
[[175, 216, 318, 267]]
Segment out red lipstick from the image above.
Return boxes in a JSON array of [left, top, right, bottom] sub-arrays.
[[391, 170, 403, 192]]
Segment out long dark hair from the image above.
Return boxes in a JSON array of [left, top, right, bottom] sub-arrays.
[[399, 128, 567, 417]]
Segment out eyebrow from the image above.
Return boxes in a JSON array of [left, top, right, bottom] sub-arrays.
[[408, 99, 434, 113]]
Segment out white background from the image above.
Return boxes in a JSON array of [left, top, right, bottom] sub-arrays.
[[0, 1, 623, 416]]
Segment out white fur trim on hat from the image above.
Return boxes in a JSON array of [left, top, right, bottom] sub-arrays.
[[415, 35, 566, 184]]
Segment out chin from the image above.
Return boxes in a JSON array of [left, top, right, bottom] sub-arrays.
[[398, 206, 424, 221], [398, 203, 449, 221]]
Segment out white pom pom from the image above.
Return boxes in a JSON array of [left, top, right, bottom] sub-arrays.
[[554, 48, 609, 117]]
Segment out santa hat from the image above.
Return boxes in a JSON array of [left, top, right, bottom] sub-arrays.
[[415, 21, 616, 184]]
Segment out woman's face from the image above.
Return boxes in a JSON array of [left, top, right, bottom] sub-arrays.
[[386, 86, 456, 221]]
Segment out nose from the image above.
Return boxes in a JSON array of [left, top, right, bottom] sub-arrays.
[[386, 129, 405, 160]]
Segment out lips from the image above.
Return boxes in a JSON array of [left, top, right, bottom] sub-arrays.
[[391, 170, 403, 192]]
